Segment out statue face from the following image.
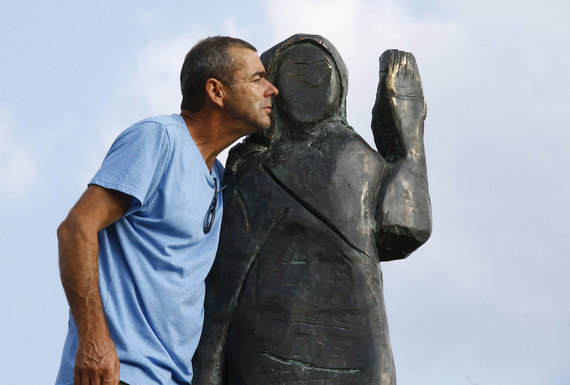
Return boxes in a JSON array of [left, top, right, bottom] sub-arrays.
[[276, 44, 341, 124]]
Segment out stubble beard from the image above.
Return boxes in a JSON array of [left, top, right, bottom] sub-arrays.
[[225, 91, 270, 134]]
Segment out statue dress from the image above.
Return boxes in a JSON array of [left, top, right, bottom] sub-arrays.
[[192, 34, 432, 385]]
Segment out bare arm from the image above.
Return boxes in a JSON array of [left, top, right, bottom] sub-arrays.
[[58, 184, 132, 385]]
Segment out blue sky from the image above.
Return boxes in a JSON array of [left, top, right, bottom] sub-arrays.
[[1, 0, 569, 384]]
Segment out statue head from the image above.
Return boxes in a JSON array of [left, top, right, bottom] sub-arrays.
[[255, 34, 349, 143], [274, 42, 341, 124]]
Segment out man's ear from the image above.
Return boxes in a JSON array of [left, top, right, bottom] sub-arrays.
[[205, 78, 226, 108]]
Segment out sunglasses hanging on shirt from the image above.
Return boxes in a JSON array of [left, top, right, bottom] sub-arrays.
[[203, 177, 226, 233]]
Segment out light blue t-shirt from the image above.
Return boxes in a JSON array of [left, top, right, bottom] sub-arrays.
[[56, 114, 224, 385]]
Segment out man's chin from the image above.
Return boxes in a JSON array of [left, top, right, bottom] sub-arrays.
[[241, 124, 267, 137], [253, 118, 272, 132]]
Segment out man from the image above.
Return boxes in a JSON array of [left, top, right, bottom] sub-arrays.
[[55, 36, 278, 385]]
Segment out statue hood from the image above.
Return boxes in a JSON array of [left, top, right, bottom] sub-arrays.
[[252, 34, 349, 144]]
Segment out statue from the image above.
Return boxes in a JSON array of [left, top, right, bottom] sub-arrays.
[[192, 34, 432, 385]]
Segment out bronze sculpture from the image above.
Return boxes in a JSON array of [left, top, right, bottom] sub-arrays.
[[192, 34, 432, 385]]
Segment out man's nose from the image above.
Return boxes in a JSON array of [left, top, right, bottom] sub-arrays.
[[265, 79, 278, 97]]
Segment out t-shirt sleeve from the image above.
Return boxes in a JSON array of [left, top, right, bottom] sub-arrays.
[[89, 121, 170, 215]]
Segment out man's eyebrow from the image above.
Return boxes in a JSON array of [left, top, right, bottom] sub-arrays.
[[252, 70, 268, 79]]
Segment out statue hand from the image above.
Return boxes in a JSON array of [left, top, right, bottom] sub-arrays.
[[371, 49, 426, 161]]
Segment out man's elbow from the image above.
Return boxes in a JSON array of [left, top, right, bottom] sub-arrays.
[[57, 217, 72, 248], [56, 211, 93, 253]]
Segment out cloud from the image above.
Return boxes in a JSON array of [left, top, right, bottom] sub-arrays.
[[85, 33, 203, 176], [90, 5, 460, 166], [0, 113, 39, 200], [138, 10, 155, 27], [93, 21, 260, 166]]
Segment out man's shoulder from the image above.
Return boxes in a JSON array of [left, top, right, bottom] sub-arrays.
[[130, 114, 183, 129], [115, 114, 186, 145]]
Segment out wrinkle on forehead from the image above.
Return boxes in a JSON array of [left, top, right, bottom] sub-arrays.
[[230, 47, 264, 77]]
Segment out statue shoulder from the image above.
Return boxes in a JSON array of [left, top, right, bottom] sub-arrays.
[[226, 138, 268, 173]]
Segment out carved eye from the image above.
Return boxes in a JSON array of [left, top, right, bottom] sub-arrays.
[[289, 62, 331, 87]]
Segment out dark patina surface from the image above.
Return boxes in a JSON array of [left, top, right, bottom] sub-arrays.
[[192, 34, 432, 385]]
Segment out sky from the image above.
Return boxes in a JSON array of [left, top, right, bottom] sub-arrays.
[[1, 0, 569, 384]]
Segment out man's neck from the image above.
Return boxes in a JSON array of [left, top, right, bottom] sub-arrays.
[[180, 109, 239, 172]]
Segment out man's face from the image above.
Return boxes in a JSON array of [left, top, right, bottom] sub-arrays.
[[224, 47, 278, 134]]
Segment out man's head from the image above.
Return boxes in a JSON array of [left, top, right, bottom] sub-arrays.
[[180, 36, 257, 112], [222, 46, 278, 134]]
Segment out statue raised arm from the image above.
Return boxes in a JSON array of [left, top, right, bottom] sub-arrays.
[[372, 49, 432, 260]]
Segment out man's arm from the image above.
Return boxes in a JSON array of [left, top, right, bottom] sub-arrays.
[[58, 184, 132, 385]]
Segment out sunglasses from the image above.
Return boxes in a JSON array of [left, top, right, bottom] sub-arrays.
[[203, 177, 225, 233]]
